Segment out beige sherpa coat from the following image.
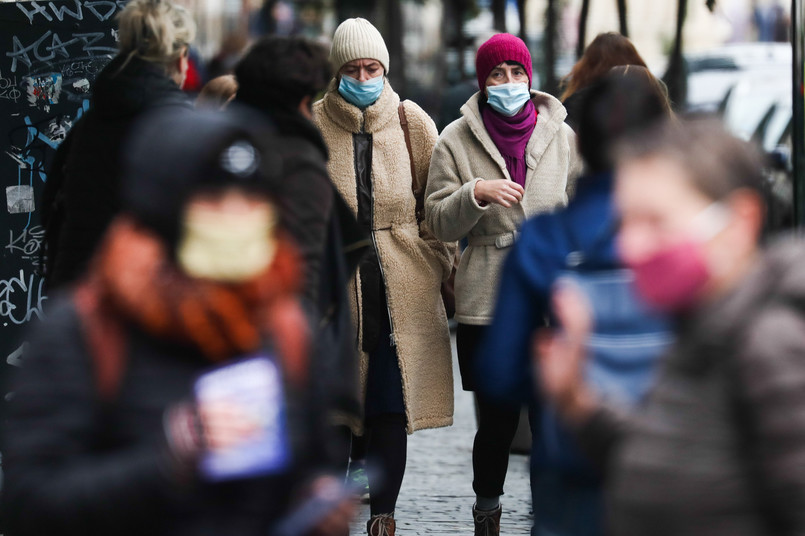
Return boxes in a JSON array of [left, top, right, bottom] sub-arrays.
[[313, 79, 455, 434], [425, 90, 582, 326]]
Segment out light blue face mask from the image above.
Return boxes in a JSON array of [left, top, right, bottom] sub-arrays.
[[485, 82, 531, 117], [338, 74, 384, 109]]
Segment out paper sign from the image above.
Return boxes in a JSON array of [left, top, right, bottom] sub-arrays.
[[195, 355, 291, 481]]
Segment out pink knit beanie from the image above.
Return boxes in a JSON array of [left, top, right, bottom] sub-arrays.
[[475, 33, 532, 90]]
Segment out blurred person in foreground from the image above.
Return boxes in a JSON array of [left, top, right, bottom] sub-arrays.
[[42, 0, 194, 290], [314, 18, 455, 536], [234, 34, 368, 480], [425, 33, 580, 536], [476, 66, 673, 536], [2, 109, 353, 536], [536, 118, 805, 536], [560, 33, 648, 131]]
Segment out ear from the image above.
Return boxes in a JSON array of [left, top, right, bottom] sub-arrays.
[[173, 52, 189, 88], [728, 188, 766, 243]]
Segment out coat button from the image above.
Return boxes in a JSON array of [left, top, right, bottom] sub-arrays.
[[526, 155, 537, 168]]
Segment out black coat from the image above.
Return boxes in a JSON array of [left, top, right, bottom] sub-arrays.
[[43, 56, 190, 290], [231, 101, 336, 307], [231, 99, 368, 439], [561, 86, 591, 133], [1, 294, 331, 536]]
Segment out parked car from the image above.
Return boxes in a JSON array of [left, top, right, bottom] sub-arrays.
[[718, 66, 794, 230], [685, 42, 790, 113]]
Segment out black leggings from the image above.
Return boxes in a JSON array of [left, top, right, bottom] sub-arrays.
[[472, 392, 521, 497], [457, 323, 522, 498], [366, 413, 407, 515]]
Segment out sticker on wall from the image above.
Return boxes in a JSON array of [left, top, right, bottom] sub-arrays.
[[72, 78, 90, 94], [23, 74, 63, 112], [6, 185, 34, 214]]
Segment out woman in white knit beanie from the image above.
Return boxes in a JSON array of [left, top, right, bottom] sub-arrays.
[[313, 17, 456, 536]]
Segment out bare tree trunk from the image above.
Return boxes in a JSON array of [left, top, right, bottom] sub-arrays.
[[517, 0, 528, 41], [456, 0, 467, 80], [335, 0, 350, 23], [442, 0, 468, 81], [616, 0, 629, 36], [663, 0, 688, 108], [577, 0, 590, 58], [335, 0, 374, 24], [544, 0, 558, 94], [492, 0, 506, 32], [385, 0, 406, 95], [440, 0, 451, 89]]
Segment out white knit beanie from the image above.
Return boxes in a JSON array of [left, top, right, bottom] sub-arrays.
[[330, 18, 390, 74]]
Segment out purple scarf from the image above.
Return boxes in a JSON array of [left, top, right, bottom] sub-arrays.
[[481, 99, 537, 187]]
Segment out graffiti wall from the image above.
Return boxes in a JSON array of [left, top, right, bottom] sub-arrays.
[[0, 0, 122, 393]]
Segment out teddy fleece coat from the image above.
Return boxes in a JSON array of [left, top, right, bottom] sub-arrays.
[[425, 90, 582, 325], [313, 79, 455, 434]]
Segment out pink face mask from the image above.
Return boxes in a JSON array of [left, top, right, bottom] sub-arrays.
[[626, 239, 710, 312], [623, 203, 729, 313]]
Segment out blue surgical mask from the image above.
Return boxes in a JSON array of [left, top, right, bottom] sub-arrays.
[[485, 82, 531, 117], [338, 74, 384, 109]]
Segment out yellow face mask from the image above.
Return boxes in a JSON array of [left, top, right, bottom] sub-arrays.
[[177, 200, 278, 282]]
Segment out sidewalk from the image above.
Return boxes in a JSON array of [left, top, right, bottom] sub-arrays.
[[351, 335, 533, 535]]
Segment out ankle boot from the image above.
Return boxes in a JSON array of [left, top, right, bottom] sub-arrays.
[[473, 503, 502, 536], [367, 513, 396, 536]]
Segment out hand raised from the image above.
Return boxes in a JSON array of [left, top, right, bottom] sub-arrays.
[[474, 179, 524, 208], [533, 281, 597, 425]]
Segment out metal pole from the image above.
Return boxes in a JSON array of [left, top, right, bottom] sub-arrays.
[[793, 0, 805, 227]]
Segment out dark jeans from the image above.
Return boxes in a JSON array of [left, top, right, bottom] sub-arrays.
[[457, 323, 522, 497], [364, 307, 407, 515], [530, 468, 603, 536]]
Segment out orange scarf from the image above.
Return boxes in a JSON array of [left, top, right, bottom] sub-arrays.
[[75, 217, 309, 396]]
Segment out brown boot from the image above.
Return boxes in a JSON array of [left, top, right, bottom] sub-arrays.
[[367, 513, 396, 536], [473, 504, 502, 536]]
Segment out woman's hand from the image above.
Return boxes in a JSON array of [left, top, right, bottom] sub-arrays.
[[474, 179, 524, 208], [533, 281, 598, 426]]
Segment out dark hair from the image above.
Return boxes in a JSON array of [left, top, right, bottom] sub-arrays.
[[616, 118, 766, 201], [578, 65, 672, 173], [560, 32, 647, 101], [235, 36, 331, 112]]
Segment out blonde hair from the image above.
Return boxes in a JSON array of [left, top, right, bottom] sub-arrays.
[[117, 0, 196, 71], [196, 75, 238, 110]]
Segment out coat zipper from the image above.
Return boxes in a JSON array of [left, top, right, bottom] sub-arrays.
[[362, 115, 397, 347]]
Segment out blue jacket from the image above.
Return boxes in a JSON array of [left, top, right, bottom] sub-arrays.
[[478, 171, 671, 479], [477, 172, 618, 477]]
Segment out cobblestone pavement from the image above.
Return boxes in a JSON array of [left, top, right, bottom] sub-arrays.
[[351, 334, 533, 535]]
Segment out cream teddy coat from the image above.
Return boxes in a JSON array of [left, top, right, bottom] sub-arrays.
[[313, 79, 455, 434], [425, 90, 582, 326]]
